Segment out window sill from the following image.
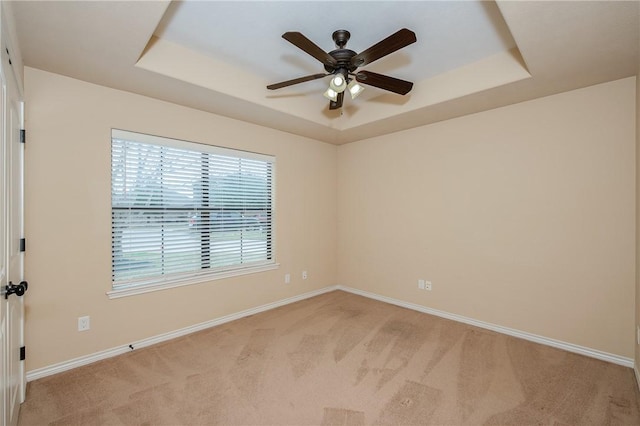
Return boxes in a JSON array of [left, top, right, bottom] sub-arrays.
[[107, 262, 280, 299]]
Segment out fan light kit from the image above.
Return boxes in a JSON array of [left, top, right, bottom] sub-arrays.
[[267, 29, 417, 110]]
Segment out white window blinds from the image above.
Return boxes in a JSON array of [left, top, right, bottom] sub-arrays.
[[111, 130, 274, 290]]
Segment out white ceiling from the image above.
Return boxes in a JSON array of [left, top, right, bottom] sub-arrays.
[[154, 1, 516, 83], [9, 0, 640, 145]]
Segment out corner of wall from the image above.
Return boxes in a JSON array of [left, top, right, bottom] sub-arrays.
[[635, 63, 640, 380], [1, 1, 25, 93]]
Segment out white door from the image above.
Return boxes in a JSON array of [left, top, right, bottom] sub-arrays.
[[0, 33, 25, 426]]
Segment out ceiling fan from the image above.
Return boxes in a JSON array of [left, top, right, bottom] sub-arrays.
[[267, 28, 417, 110]]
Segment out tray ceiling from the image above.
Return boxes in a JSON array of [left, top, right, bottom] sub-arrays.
[[9, 1, 640, 144]]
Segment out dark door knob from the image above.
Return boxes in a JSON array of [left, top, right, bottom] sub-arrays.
[[4, 281, 28, 299]]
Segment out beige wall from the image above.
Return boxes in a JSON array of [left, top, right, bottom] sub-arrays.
[[23, 67, 337, 371], [338, 77, 636, 358], [24, 66, 637, 371]]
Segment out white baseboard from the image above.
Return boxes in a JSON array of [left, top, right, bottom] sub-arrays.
[[337, 285, 634, 368], [28, 284, 634, 381], [26, 285, 339, 382]]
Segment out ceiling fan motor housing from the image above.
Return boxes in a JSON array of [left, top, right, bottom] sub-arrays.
[[324, 50, 358, 75], [325, 29, 359, 75]]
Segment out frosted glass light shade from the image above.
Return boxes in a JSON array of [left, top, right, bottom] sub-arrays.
[[329, 75, 347, 93], [323, 88, 338, 101], [348, 80, 365, 99]]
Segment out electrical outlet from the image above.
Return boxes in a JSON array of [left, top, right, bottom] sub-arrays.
[[418, 279, 425, 290], [285, 273, 291, 284], [425, 281, 432, 291], [78, 316, 90, 332], [302, 271, 308, 280]]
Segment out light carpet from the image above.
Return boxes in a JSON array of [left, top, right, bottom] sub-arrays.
[[18, 290, 640, 425]]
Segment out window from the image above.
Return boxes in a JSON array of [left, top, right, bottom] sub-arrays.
[[110, 129, 275, 296]]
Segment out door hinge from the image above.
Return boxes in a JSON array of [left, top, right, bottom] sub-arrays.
[[20, 129, 25, 144], [19, 238, 25, 252], [20, 346, 25, 361]]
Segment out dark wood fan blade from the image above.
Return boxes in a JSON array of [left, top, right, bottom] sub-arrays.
[[355, 70, 413, 95], [329, 91, 344, 110], [267, 73, 327, 90], [282, 32, 337, 67], [350, 28, 416, 68]]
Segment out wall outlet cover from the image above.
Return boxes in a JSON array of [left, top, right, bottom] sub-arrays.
[[78, 316, 90, 332]]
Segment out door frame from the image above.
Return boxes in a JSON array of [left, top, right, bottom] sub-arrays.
[[0, 3, 25, 425]]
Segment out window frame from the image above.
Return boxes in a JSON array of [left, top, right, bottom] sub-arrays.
[[108, 129, 277, 299]]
